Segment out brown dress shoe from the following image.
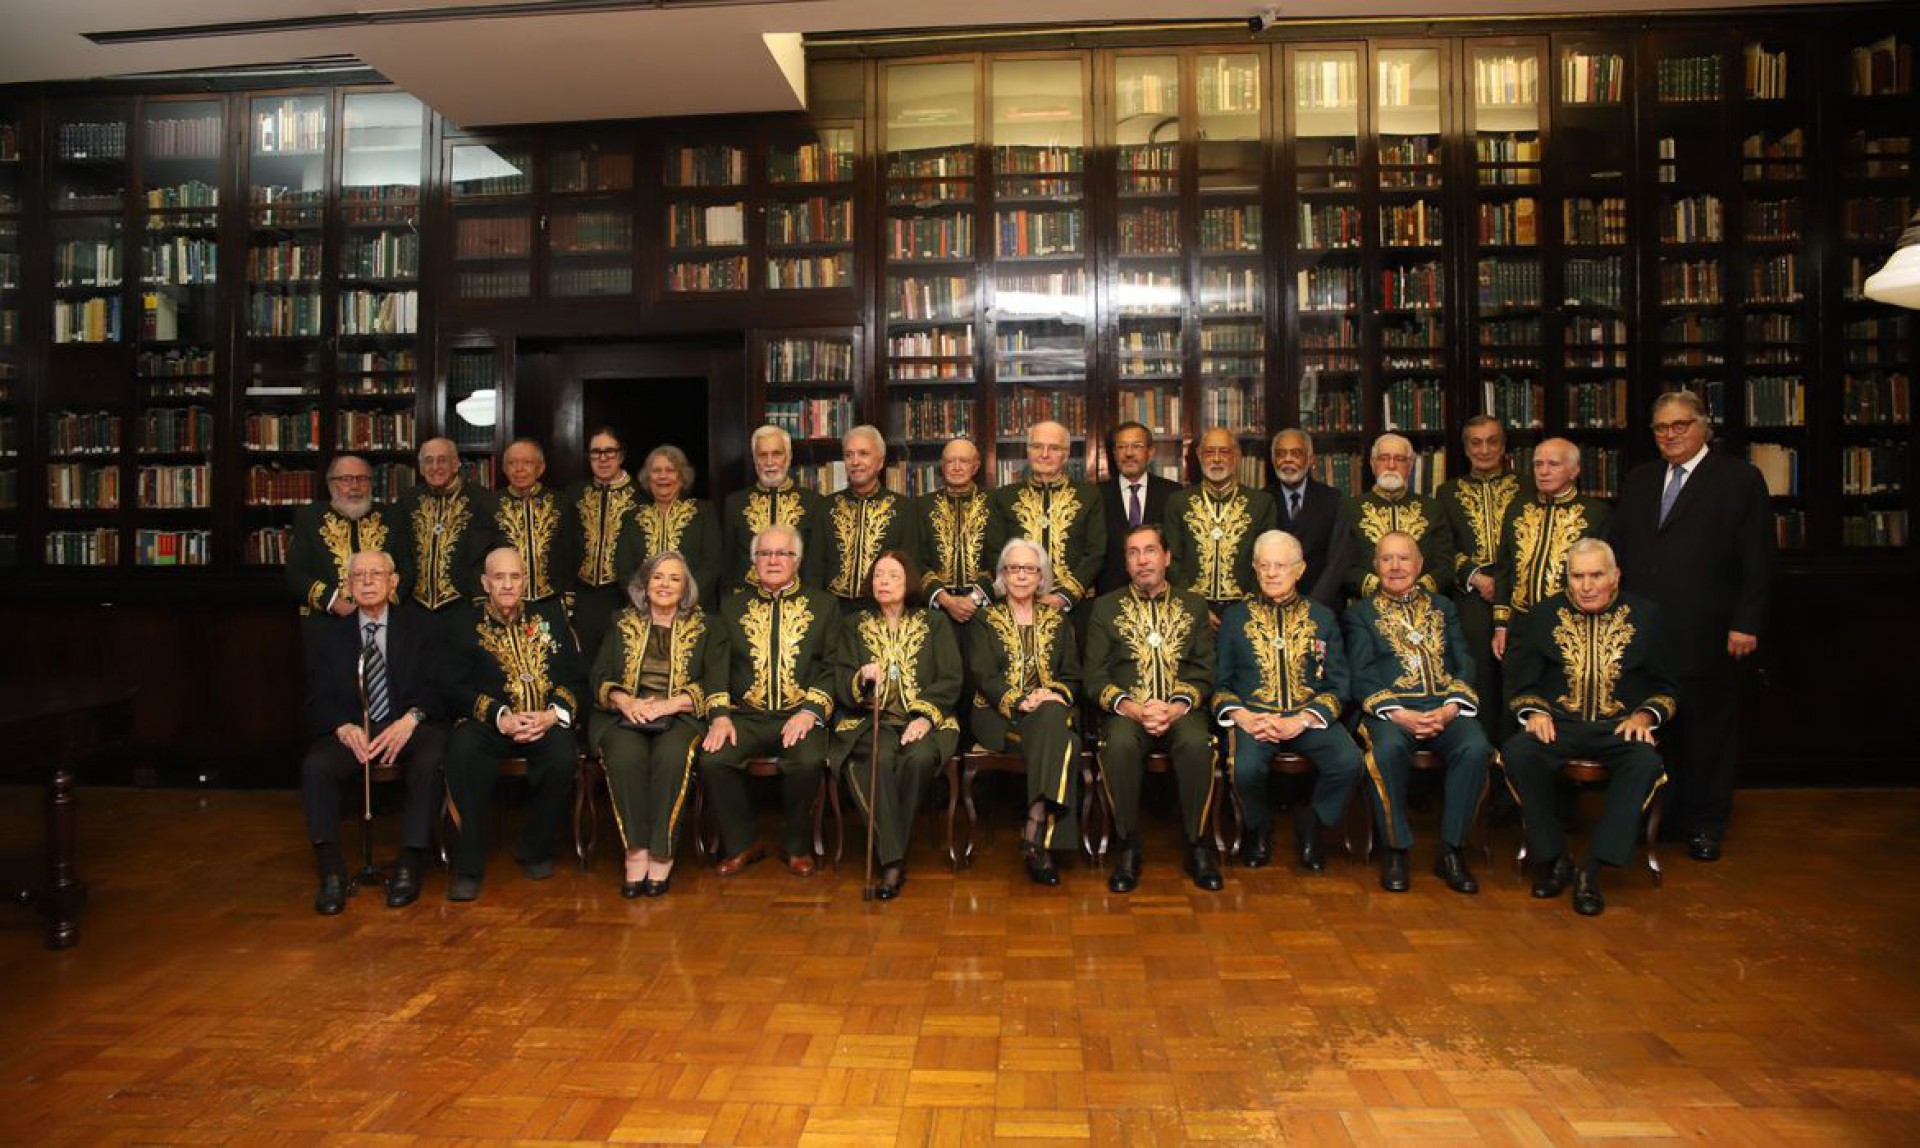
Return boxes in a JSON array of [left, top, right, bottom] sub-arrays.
[[715, 844, 766, 876], [786, 854, 817, 878]]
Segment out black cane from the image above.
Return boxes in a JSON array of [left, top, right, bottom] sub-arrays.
[[354, 643, 380, 888], [862, 666, 887, 903]]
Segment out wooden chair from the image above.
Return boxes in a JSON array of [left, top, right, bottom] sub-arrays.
[[948, 745, 1098, 869], [439, 752, 599, 869], [1352, 748, 1493, 864], [1512, 758, 1667, 884], [1215, 748, 1363, 861], [689, 756, 843, 867], [1083, 749, 1223, 863]]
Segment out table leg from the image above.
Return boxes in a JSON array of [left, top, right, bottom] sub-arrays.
[[44, 766, 86, 950]]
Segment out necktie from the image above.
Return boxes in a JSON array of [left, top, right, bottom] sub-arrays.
[[1287, 488, 1302, 521], [1127, 483, 1143, 528], [362, 621, 390, 723], [1658, 463, 1687, 526]]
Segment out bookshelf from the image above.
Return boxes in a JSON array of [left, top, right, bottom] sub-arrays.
[[548, 136, 635, 298], [1111, 53, 1188, 482], [662, 135, 750, 295], [1195, 51, 1267, 485], [448, 139, 534, 301], [0, 102, 22, 566], [765, 124, 857, 292], [754, 328, 860, 493], [1374, 44, 1449, 492], [882, 59, 981, 494], [989, 57, 1091, 485]]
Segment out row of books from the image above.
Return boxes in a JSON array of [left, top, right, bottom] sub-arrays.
[[455, 270, 531, 299], [1562, 52, 1627, 106], [995, 146, 1083, 176], [1114, 388, 1180, 436], [890, 394, 974, 441], [1659, 259, 1722, 306], [243, 409, 321, 452], [887, 213, 972, 261], [1565, 197, 1628, 246], [338, 289, 418, 336], [1842, 196, 1912, 244], [142, 237, 216, 285], [145, 117, 221, 159], [996, 210, 1082, 259], [244, 466, 316, 506], [1840, 442, 1907, 495], [335, 410, 415, 452], [885, 461, 944, 498], [663, 256, 748, 293], [1656, 55, 1723, 103], [245, 527, 290, 565], [47, 462, 119, 509], [1566, 379, 1631, 429], [551, 267, 634, 297], [1474, 54, 1539, 107], [887, 148, 973, 181], [768, 198, 853, 246], [146, 180, 219, 211], [343, 231, 420, 279], [769, 255, 852, 290], [1381, 379, 1447, 432], [454, 215, 533, 259], [767, 139, 854, 185], [888, 275, 971, 322], [136, 463, 211, 508], [47, 411, 120, 456], [887, 329, 972, 360], [1744, 43, 1790, 101], [45, 529, 119, 566], [1381, 263, 1444, 311], [766, 397, 852, 442], [1476, 258, 1541, 309], [1479, 378, 1544, 429], [135, 529, 211, 566], [666, 203, 746, 248], [552, 149, 635, 194], [254, 103, 326, 155], [1745, 200, 1800, 241], [245, 294, 321, 337], [1849, 35, 1912, 97], [1477, 316, 1541, 351], [247, 241, 323, 282], [1475, 135, 1541, 167], [53, 241, 121, 288], [1746, 376, 1806, 427], [1297, 204, 1360, 250], [1380, 201, 1443, 248], [1843, 372, 1911, 426], [139, 407, 213, 453], [1564, 257, 1626, 308], [1199, 206, 1260, 252], [1119, 206, 1180, 255], [1842, 510, 1907, 548], [1476, 199, 1538, 247], [55, 121, 127, 161], [665, 145, 746, 188], [1199, 267, 1261, 314], [1659, 195, 1724, 244]]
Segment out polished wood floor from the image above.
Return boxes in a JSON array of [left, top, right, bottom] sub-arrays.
[[2, 784, 1918, 1146]]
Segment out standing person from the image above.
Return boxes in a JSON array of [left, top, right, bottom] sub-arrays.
[[822, 425, 915, 606], [969, 538, 1084, 886], [287, 454, 394, 619], [440, 547, 587, 903], [1493, 437, 1611, 659], [1503, 539, 1677, 917], [1437, 416, 1523, 739], [395, 437, 498, 614], [916, 436, 995, 742], [1343, 433, 1455, 600], [700, 524, 840, 877], [299, 549, 446, 914], [618, 444, 723, 612], [1609, 390, 1775, 862], [722, 424, 826, 591], [590, 552, 725, 899], [565, 427, 640, 662], [494, 438, 574, 608], [983, 420, 1106, 621], [1085, 525, 1221, 894], [830, 552, 963, 900], [1165, 428, 1277, 629], [1268, 428, 1349, 609], [1098, 420, 1179, 595]]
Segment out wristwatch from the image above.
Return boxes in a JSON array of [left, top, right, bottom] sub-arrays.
[[405, 707, 427, 724]]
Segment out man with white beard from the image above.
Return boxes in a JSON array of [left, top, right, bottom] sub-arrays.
[[1341, 433, 1454, 602], [287, 453, 396, 619]]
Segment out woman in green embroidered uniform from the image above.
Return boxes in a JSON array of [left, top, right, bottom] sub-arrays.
[[831, 551, 962, 899], [590, 550, 727, 898], [969, 538, 1084, 886], [615, 445, 723, 610]]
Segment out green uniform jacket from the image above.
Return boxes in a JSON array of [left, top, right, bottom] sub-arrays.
[[286, 502, 396, 613], [1086, 585, 1214, 715], [1505, 591, 1677, 726], [1214, 594, 1347, 728], [1493, 489, 1612, 628], [828, 607, 962, 769], [968, 600, 1081, 720], [565, 474, 641, 594], [723, 480, 827, 591], [588, 605, 728, 749], [395, 480, 499, 611], [714, 582, 839, 724], [615, 496, 723, 610], [1342, 588, 1480, 718], [1164, 482, 1278, 607], [983, 476, 1106, 608], [441, 597, 588, 729], [1342, 489, 1455, 600], [917, 486, 994, 607], [495, 484, 575, 605], [822, 486, 918, 602], [1438, 471, 1524, 592]]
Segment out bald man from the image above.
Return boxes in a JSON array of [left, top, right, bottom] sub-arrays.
[[1492, 437, 1611, 660], [983, 420, 1106, 617], [494, 438, 575, 607], [396, 437, 499, 613]]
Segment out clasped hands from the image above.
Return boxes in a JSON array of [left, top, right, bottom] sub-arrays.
[[1120, 696, 1190, 738], [1386, 702, 1460, 740], [496, 706, 560, 743], [1232, 709, 1312, 744], [334, 714, 418, 765]]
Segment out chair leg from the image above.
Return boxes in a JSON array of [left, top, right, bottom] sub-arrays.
[[572, 755, 597, 870], [1645, 789, 1665, 886], [944, 756, 964, 871], [959, 763, 980, 869]]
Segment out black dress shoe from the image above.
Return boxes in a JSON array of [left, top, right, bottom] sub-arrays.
[[1380, 849, 1411, 893], [1686, 832, 1722, 862], [447, 874, 483, 902], [1184, 843, 1223, 892], [385, 863, 421, 909], [314, 873, 348, 916], [1293, 807, 1325, 872], [1240, 829, 1273, 869], [1433, 848, 1479, 895], [1572, 867, 1605, 916], [1026, 852, 1060, 887], [520, 857, 555, 881], [621, 880, 645, 899], [1531, 855, 1574, 899], [642, 874, 673, 898], [876, 865, 905, 901], [1108, 838, 1142, 894]]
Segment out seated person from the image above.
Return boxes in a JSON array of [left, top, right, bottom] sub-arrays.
[[299, 549, 446, 914], [590, 551, 725, 899], [968, 538, 1083, 887], [440, 546, 587, 902], [1216, 530, 1363, 872], [1086, 524, 1221, 894], [1342, 532, 1490, 895], [1502, 538, 1677, 918], [700, 524, 839, 878], [830, 551, 962, 900]]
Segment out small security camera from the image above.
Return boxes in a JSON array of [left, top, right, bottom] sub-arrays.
[[1248, 8, 1281, 32]]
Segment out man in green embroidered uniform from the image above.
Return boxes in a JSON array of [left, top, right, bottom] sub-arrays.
[[1502, 538, 1677, 917], [563, 427, 640, 662], [822, 425, 915, 606], [1165, 428, 1277, 629], [1492, 437, 1611, 660], [1087, 524, 1220, 894], [396, 437, 498, 615], [983, 420, 1106, 620], [723, 424, 826, 591], [287, 453, 395, 619], [1342, 433, 1455, 601], [1436, 416, 1522, 738], [494, 438, 574, 608]]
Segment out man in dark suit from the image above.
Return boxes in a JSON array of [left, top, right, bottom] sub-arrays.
[[1098, 421, 1180, 595], [299, 549, 447, 915], [1268, 428, 1349, 609], [1609, 390, 1775, 862]]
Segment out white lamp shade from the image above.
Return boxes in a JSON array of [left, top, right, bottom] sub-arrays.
[[1863, 215, 1920, 311], [455, 388, 499, 429]]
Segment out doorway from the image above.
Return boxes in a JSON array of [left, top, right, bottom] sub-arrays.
[[583, 376, 710, 497]]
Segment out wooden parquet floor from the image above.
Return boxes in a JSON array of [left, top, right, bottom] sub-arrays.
[[2, 785, 1919, 1146]]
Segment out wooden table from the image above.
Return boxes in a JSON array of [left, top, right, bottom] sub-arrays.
[[2, 679, 133, 949]]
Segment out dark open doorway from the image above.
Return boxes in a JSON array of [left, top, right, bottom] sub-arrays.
[[583, 375, 711, 497]]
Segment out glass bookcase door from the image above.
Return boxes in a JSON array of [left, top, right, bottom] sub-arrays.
[[1288, 45, 1363, 495], [449, 141, 533, 301], [759, 330, 859, 493], [1466, 40, 1547, 452], [548, 136, 634, 298], [882, 60, 979, 493], [1194, 51, 1266, 485], [1375, 45, 1448, 492], [0, 104, 21, 564], [662, 137, 749, 294], [1112, 54, 1190, 480], [446, 343, 503, 489], [990, 57, 1090, 484], [134, 97, 223, 567], [765, 124, 856, 292], [50, 100, 131, 348], [337, 92, 424, 502]]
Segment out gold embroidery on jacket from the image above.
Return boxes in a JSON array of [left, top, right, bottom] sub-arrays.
[[1510, 501, 1593, 614], [740, 593, 814, 711], [1357, 499, 1428, 545], [856, 610, 927, 713], [578, 481, 638, 584], [477, 613, 555, 714], [638, 498, 698, 560], [929, 491, 991, 586], [411, 493, 471, 608], [319, 512, 388, 588], [498, 490, 560, 598], [1243, 597, 1324, 712], [1450, 474, 1518, 564], [1552, 604, 1635, 719], [1184, 489, 1254, 600], [1011, 482, 1084, 595], [1111, 593, 1195, 702], [615, 609, 707, 710], [829, 492, 900, 598], [1372, 593, 1447, 696]]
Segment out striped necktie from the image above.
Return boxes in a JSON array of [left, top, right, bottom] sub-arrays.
[[1658, 463, 1688, 526], [362, 621, 391, 723]]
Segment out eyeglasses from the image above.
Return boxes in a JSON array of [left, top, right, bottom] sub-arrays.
[[1652, 418, 1700, 437], [1373, 454, 1414, 465], [587, 447, 622, 458], [328, 474, 372, 486], [1002, 563, 1041, 575], [753, 549, 798, 560]]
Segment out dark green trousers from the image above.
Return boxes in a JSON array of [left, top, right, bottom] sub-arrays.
[[599, 717, 701, 858], [1099, 713, 1215, 842], [1452, 589, 1502, 741], [843, 722, 944, 867], [1230, 722, 1363, 831], [971, 699, 1081, 851], [1360, 715, 1490, 850], [1501, 719, 1665, 869], [444, 720, 578, 878], [699, 710, 826, 859]]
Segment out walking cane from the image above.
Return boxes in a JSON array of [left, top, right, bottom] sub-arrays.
[[354, 642, 379, 888], [862, 662, 891, 903]]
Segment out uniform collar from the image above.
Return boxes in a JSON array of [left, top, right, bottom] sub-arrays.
[[595, 472, 633, 492], [756, 477, 796, 494], [505, 483, 545, 501], [757, 580, 802, 601], [1537, 485, 1580, 505]]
